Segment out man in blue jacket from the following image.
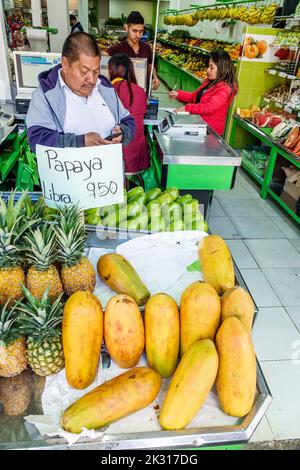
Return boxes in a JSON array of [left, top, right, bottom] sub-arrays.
[[26, 32, 135, 153]]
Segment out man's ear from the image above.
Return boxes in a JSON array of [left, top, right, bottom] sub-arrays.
[[61, 56, 69, 73], [124, 24, 129, 33]]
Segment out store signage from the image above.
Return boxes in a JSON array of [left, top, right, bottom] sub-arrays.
[[36, 144, 124, 209]]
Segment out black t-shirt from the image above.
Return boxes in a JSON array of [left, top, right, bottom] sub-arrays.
[[196, 81, 212, 103], [108, 39, 152, 65]]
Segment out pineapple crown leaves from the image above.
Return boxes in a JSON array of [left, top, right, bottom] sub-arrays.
[[24, 225, 57, 270], [16, 285, 64, 343], [0, 192, 42, 268], [52, 204, 86, 267], [0, 300, 23, 345]]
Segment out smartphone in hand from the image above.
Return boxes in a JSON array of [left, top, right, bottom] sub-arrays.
[[105, 131, 123, 141]]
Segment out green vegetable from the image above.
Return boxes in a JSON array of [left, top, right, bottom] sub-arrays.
[[155, 192, 174, 205], [164, 187, 179, 201], [127, 201, 144, 219], [175, 194, 193, 205], [101, 206, 127, 227], [144, 187, 161, 204], [85, 215, 102, 225], [147, 200, 162, 220], [127, 186, 144, 202], [127, 213, 149, 231], [163, 202, 182, 223], [129, 192, 147, 206], [166, 219, 185, 232], [148, 216, 166, 232]]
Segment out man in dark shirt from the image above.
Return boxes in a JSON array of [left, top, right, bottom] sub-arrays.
[[108, 11, 160, 91], [70, 14, 84, 34]]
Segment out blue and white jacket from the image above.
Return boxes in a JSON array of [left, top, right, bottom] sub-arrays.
[[26, 64, 136, 153]]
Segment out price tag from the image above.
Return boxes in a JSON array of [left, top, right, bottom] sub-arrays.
[[279, 72, 287, 78], [36, 144, 124, 210], [269, 69, 276, 75]]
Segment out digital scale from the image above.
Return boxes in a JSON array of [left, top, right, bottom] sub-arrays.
[[157, 113, 207, 139], [0, 110, 14, 127]]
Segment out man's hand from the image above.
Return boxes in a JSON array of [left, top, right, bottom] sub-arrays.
[[110, 125, 123, 144], [169, 90, 179, 99], [84, 132, 114, 146], [152, 76, 160, 90]]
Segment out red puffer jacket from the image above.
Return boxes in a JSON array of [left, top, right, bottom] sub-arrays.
[[177, 80, 237, 135]]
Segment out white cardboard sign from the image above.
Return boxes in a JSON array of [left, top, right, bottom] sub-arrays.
[[36, 144, 124, 209]]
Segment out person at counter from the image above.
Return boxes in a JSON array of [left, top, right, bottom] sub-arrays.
[[168, 50, 237, 135], [107, 11, 160, 91], [26, 32, 135, 153], [109, 53, 149, 173]]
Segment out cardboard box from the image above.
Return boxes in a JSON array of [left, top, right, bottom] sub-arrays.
[[282, 166, 300, 200]]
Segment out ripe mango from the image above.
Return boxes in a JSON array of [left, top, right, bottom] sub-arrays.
[[145, 293, 179, 377], [61, 367, 161, 433], [221, 286, 254, 333], [159, 339, 219, 430], [104, 294, 145, 368], [216, 317, 256, 417], [180, 281, 221, 356], [62, 291, 103, 389], [199, 235, 235, 295], [97, 253, 150, 306]]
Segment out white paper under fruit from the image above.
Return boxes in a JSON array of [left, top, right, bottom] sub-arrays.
[[24, 231, 244, 446]]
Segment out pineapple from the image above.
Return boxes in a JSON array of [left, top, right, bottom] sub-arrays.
[[0, 192, 38, 305], [25, 225, 63, 303], [0, 301, 28, 377], [0, 369, 32, 416], [54, 205, 96, 295], [17, 286, 65, 376]]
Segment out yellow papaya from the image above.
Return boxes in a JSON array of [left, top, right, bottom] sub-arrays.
[[62, 291, 103, 389], [145, 293, 179, 377], [104, 294, 145, 368], [159, 339, 219, 430], [97, 253, 150, 306], [61, 367, 161, 433], [221, 286, 254, 333], [180, 281, 221, 356], [199, 235, 235, 295], [216, 317, 256, 417]]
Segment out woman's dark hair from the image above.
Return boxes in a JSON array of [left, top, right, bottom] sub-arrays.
[[196, 49, 237, 103], [108, 53, 137, 106]]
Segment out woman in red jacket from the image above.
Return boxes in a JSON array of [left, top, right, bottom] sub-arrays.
[[108, 53, 150, 173], [169, 50, 237, 135]]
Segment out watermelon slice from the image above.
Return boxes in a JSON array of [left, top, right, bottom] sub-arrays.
[[268, 116, 283, 128], [257, 114, 270, 128]]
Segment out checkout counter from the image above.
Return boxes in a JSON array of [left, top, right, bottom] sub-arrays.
[[145, 110, 241, 220]]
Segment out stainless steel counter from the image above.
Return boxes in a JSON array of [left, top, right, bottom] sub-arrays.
[[155, 131, 242, 167]]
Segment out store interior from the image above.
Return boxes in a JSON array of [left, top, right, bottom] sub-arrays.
[[0, 0, 300, 451]]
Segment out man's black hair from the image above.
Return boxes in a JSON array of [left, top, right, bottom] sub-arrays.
[[62, 32, 101, 63], [127, 11, 144, 25], [69, 14, 77, 22]]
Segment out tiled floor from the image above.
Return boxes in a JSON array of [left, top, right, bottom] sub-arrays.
[[154, 82, 300, 443], [214, 169, 300, 442]]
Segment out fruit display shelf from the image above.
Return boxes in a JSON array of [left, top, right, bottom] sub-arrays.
[[265, 68, 300, 82], [158, 37, 239, 63], [0, 228, 271, 451], [230, 115, 300, 224]]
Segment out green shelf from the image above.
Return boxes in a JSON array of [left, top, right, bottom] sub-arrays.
[[231, 115, 300, 225]]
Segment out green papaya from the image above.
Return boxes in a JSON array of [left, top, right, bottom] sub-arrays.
[[163, 202, 182, 224], [166, 219, 185, 232], [155, 192, 174, 205], [165, 187, 179, 201], [147, 200, 161, 220], [176, 194, 193, 205], [127, 201, 143, 219], [145, 188, 161, 204], [127, 213, 149, 231], [127, 186, 144, 202], [148, 216, 166, 232], [129, 193, 147, 206]]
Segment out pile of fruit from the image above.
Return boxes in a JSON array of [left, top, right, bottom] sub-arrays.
[[164, 4, 277, 26], [184, 54, 208, 74], [252, 111, 283, 129], [236, 105, 261, 119], [263, 84, 290, 106], [62, 235, 257, 432], [84, 186, 208, 232], [273, 31, 300, 48], [283, 126, 300, 155]]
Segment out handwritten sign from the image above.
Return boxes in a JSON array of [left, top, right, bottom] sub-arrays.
[[36, 144, 124, 209]]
